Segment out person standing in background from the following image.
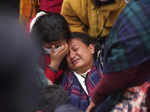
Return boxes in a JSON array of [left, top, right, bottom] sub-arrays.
[[61, 0, 127, 38], [19, 0, 39, 26], [40, 0, 63, 13], [61, 0, 127, 70], [19, 0, 63, 27]]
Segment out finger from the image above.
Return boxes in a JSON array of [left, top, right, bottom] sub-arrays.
[[54, 45, 66, 55], [50, 45, 56, 54], [64, 42, 68, 49], [58, 44, 68, 56], [54, 46, 68, 58]]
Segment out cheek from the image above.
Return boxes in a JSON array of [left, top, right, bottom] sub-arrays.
[[66, 57, 71, 65], [78, 49, 89, 57]]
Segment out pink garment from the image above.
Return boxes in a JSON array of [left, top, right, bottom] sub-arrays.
[[40, 0, 63, 13]]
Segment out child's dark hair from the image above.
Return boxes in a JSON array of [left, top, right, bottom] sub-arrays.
[[36, 85, 70, 112], [31, 12, 70, 47], [55, 104, 83, 112]]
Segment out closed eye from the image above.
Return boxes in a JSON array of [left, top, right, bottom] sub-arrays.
[[72, 47, 79, 52]]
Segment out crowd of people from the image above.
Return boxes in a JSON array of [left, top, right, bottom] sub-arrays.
[[1, 0, 150, 112]]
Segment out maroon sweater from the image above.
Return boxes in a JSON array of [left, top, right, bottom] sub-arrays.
[[92, 60, 150, 105], [40, 0, 63, 13]]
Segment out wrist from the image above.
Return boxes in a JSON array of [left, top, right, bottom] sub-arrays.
[[49, 60, 60, 70], [48, 64, 58, 73], [50, 60, 61, 70]]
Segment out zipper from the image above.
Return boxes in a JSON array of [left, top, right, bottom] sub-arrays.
[[96, 9, 99, 37]]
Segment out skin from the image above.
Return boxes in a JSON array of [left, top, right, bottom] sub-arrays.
[[66, 38, 95, 74], [85, 101, 96, 112], [44, 40, 69, 70]]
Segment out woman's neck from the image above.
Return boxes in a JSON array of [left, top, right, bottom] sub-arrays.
[[74, 60, 93, 74]]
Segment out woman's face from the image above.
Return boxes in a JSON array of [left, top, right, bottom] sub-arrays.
[[66, 38, 95, 74]]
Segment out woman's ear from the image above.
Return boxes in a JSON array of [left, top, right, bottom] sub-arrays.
[[88, 44, 95, 54]]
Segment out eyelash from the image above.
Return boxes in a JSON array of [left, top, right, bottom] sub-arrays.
[[72, 48, 78, 51]]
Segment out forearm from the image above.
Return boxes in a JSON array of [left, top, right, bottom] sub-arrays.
[[45, 65, 63, 83], [92, 62, 150, 104]]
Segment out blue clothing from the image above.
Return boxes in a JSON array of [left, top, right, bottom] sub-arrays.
[[62, 62, 102, 111], [104, 0, 150, 73]]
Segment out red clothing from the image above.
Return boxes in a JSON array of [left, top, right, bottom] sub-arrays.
[[41, 54, 63, 83], [26, 0, 63, 32], [40, 0, 63, 13], [92, 60, 150, 105], [45, 66, 63, 83], [26, 17, 32, 33]]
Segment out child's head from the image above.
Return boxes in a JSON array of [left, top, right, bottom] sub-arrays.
[[31, 12, 70, 49], [66, 32, 95, 74], [36, 85, 70, 112], [55, 104, 83, 112]]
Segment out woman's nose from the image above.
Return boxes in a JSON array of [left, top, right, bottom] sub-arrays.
[[69, 51, 76, 59]]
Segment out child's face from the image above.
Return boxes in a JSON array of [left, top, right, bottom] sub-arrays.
[[66, 38, 95, 74]]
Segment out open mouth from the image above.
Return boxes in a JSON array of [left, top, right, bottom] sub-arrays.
[[71, 58, 80, 65]]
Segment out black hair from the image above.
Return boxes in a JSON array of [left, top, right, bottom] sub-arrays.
[[69, 32, 95, 46], [36, 85, 70, 112], [92, 0, 115, 8], [68, 32, 98, 59], [31, 12, 70, 47], [31, 12, 70, 73]]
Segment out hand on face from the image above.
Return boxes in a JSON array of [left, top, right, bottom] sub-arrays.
[[50, 41, 68, 70]]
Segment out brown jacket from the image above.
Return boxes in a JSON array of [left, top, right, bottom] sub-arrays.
[[61, 0, 126, 38]]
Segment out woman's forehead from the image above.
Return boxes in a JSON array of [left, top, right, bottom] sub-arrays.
[[68, 38, 83, 45], [68, 38, 87, 49]]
